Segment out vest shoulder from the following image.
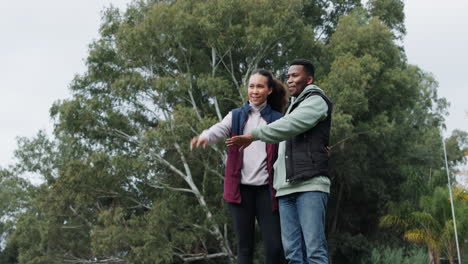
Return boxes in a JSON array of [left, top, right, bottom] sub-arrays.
[[231, 106, 246, 116], [270, 110, 283, 120], [305, 91, 332, 104]]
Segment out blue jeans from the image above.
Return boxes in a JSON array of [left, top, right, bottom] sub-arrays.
[[278, 191, 328, 264]]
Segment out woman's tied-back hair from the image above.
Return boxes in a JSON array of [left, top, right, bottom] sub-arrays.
[[250, 69, 288, 113]]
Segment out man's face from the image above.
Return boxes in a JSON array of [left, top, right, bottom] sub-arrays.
[[286, 65, 313, 97]]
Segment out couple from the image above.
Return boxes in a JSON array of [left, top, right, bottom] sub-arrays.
[[191, 59, 332, 264]]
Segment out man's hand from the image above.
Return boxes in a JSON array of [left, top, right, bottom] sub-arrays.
[[190, 136, 208, 150], [225, 133, 253, 152]]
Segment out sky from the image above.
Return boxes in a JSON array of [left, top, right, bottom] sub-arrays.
[[0, 1, 467, 177], [0, 0, 131, 169], [404, 0, 468, 137]]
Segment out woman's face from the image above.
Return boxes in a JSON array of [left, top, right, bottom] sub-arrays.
[[248, 73, 272, 106]]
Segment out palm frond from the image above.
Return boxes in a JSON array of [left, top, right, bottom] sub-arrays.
[[379, 215, 408, 230], [409, 211, 441, 232], [404, 228, 439, 250]]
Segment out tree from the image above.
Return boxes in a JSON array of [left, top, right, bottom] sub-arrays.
[[380, 187, 468, 264], [4, 0, 321, 263], [2, 0, 467, 263], [0, 168, 31, 263], [318, 7, 456, 261]]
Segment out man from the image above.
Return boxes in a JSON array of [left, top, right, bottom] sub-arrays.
[[226, 59, 332, 264]]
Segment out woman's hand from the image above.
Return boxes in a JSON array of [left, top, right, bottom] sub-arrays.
[[190, 136, 208, 150], [225, 133, 253, 152]]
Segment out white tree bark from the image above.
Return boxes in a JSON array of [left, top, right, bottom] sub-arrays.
[[111, 129, 235, 263]]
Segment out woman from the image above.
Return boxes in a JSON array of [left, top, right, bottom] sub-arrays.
[[190, 69, 287, 264]]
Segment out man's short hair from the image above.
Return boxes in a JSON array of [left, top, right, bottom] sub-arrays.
[[290, 59, 315, 79]]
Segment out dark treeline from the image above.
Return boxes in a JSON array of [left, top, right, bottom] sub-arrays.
[[1, 0, 467, 263]]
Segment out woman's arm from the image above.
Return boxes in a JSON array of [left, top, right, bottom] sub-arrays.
[[190, 112, 232, 150]]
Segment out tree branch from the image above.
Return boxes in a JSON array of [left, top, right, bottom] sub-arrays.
[[126, 196, 152, 210], [152, 152, 187, 179], [175, 252, 230, 262], [213, 96, 223, 122], [69, 205, 93, 229], [330, 130, 372, 149], [148, 183, 195, 194], [63, 256, 127, 263]]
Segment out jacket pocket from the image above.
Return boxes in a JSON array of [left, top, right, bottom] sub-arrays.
[[311, 152, 328, 170]]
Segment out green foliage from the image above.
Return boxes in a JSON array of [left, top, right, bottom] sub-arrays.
[[319, 7, 468, 262], [361, 246, 428, 264], [1, 0, 467, 263], [445, 130, 468, 167], [0, 169, 31, 221], [380, 186, 468, 263], [367, 0, 406, 36], [0, 169, 31, 263]]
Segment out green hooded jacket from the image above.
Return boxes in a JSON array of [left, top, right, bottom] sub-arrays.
[[251, 84, 331, 197]]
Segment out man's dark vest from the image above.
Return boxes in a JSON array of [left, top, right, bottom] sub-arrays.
[[224, 102, 283, 210], [285, 91, 333, 182]]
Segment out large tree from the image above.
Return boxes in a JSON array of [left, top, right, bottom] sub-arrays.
[[1, 0, 466, 263]]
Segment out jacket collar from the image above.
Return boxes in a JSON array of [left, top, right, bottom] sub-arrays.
[[241, 101, 272, 116]]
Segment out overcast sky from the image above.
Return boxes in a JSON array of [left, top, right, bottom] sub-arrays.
[[0, 1, 467, 174]]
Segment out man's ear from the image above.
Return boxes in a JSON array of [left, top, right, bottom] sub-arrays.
[[307, 76, 314, 85]]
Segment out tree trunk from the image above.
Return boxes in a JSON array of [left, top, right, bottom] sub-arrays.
[[428, 249, 440, 264], [173, 143, 235, 263]]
